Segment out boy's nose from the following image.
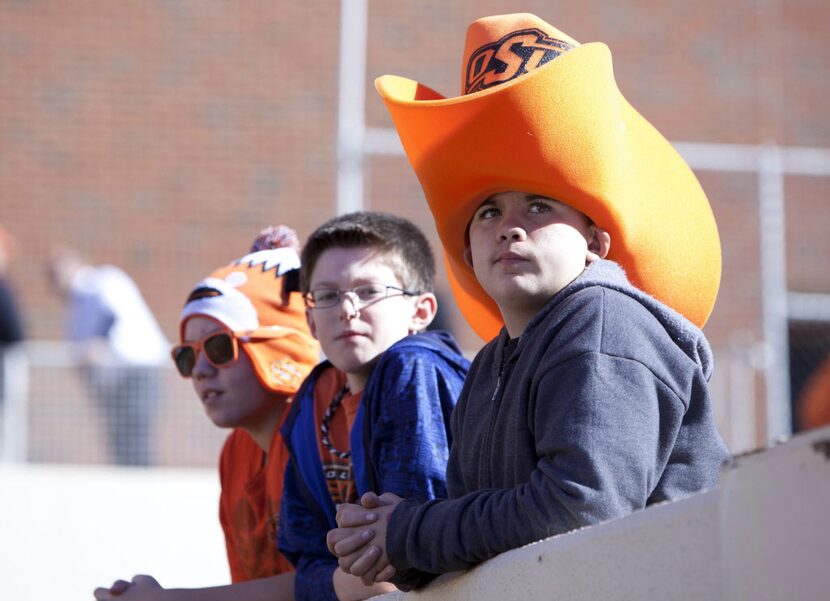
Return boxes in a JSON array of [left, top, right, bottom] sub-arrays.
[[338, 293, 361, 320], [499, 224, 527, 241]]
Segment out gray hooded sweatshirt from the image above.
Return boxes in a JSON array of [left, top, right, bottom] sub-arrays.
[[387, 260, 729, 590]]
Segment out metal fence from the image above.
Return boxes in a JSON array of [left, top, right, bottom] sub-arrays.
[[1, 341, 225, 466], [0, 338, 786, 465], [2, 329, 829, 465]]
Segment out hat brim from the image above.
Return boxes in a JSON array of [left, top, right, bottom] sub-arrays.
[[241, 325, 318, 395], [376, 42, 721, 341], [180, 293, 318, 395]]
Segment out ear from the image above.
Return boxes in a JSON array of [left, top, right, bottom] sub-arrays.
[[408, 292, 438, 333], [463, 246, 474, 268], [586, 226, 611, 264], [305, 308, 320, 341]]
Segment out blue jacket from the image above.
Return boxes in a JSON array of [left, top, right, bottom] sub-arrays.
[[278, 330, 470, 601]]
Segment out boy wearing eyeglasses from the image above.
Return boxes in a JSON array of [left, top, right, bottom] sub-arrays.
[[94, 226, 320, 601], [327, 12, 729, 593], [277, 211, 469, 601]]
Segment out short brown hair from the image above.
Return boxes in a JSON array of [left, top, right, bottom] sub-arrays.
[[301, 211, 435, 294]]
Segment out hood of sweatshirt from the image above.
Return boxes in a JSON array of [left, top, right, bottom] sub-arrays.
[[389, 329, 471, 374], [507, 260, 714, 379]]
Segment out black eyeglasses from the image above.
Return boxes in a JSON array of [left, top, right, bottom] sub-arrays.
[[304, 284, 418, 310]]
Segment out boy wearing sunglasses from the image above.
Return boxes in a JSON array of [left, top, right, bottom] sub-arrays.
[[94, 226, 320, 601], [277, 211, 469, 601]]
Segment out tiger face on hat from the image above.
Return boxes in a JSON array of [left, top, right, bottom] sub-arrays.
[[178, 225, 320, 396]]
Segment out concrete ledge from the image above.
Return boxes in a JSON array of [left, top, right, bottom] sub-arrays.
[[377, 426, 830, 601]]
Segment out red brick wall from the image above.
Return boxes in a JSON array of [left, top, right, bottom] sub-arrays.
[[2, 1, 829, 450], [1, 1, 340, 340]]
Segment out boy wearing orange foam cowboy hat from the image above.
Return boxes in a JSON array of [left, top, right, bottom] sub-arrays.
[[94, 226, 320, 601], [327, 13, 730, 590]]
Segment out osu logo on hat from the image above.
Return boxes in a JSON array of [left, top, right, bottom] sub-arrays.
[[269, 358, 305, 389], [465, 28, 575, 94]]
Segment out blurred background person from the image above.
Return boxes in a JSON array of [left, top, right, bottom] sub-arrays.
[[0, 225, 25, 411], [0, 226, 24, 347], [48, 247, 168, 466]]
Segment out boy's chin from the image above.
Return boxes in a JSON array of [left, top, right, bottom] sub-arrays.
[[329, 352, 377, 380], [493, 285, 562, 315], [204, 410, 238, 430]]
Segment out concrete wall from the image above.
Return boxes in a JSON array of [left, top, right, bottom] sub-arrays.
[[377, 425, 830, 601], [0, 427, 827, 600], [0, 464, 228, 600]]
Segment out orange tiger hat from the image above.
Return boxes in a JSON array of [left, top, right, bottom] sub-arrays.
[[179, 226, 320, 395]]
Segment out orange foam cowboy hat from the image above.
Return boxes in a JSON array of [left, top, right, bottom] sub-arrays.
[[375, 13, 721, 341]]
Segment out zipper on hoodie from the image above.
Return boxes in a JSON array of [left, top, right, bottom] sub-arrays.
[[479, 340, 515, 488], [478, 373, 501, 488]]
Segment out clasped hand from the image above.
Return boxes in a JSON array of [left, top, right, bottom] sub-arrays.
[[93, 574, 162, 600], [327, 492, 403, 586]]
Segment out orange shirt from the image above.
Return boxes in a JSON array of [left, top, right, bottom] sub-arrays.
[[312, 367, 362, 505], [218, 421, 293, 582]]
